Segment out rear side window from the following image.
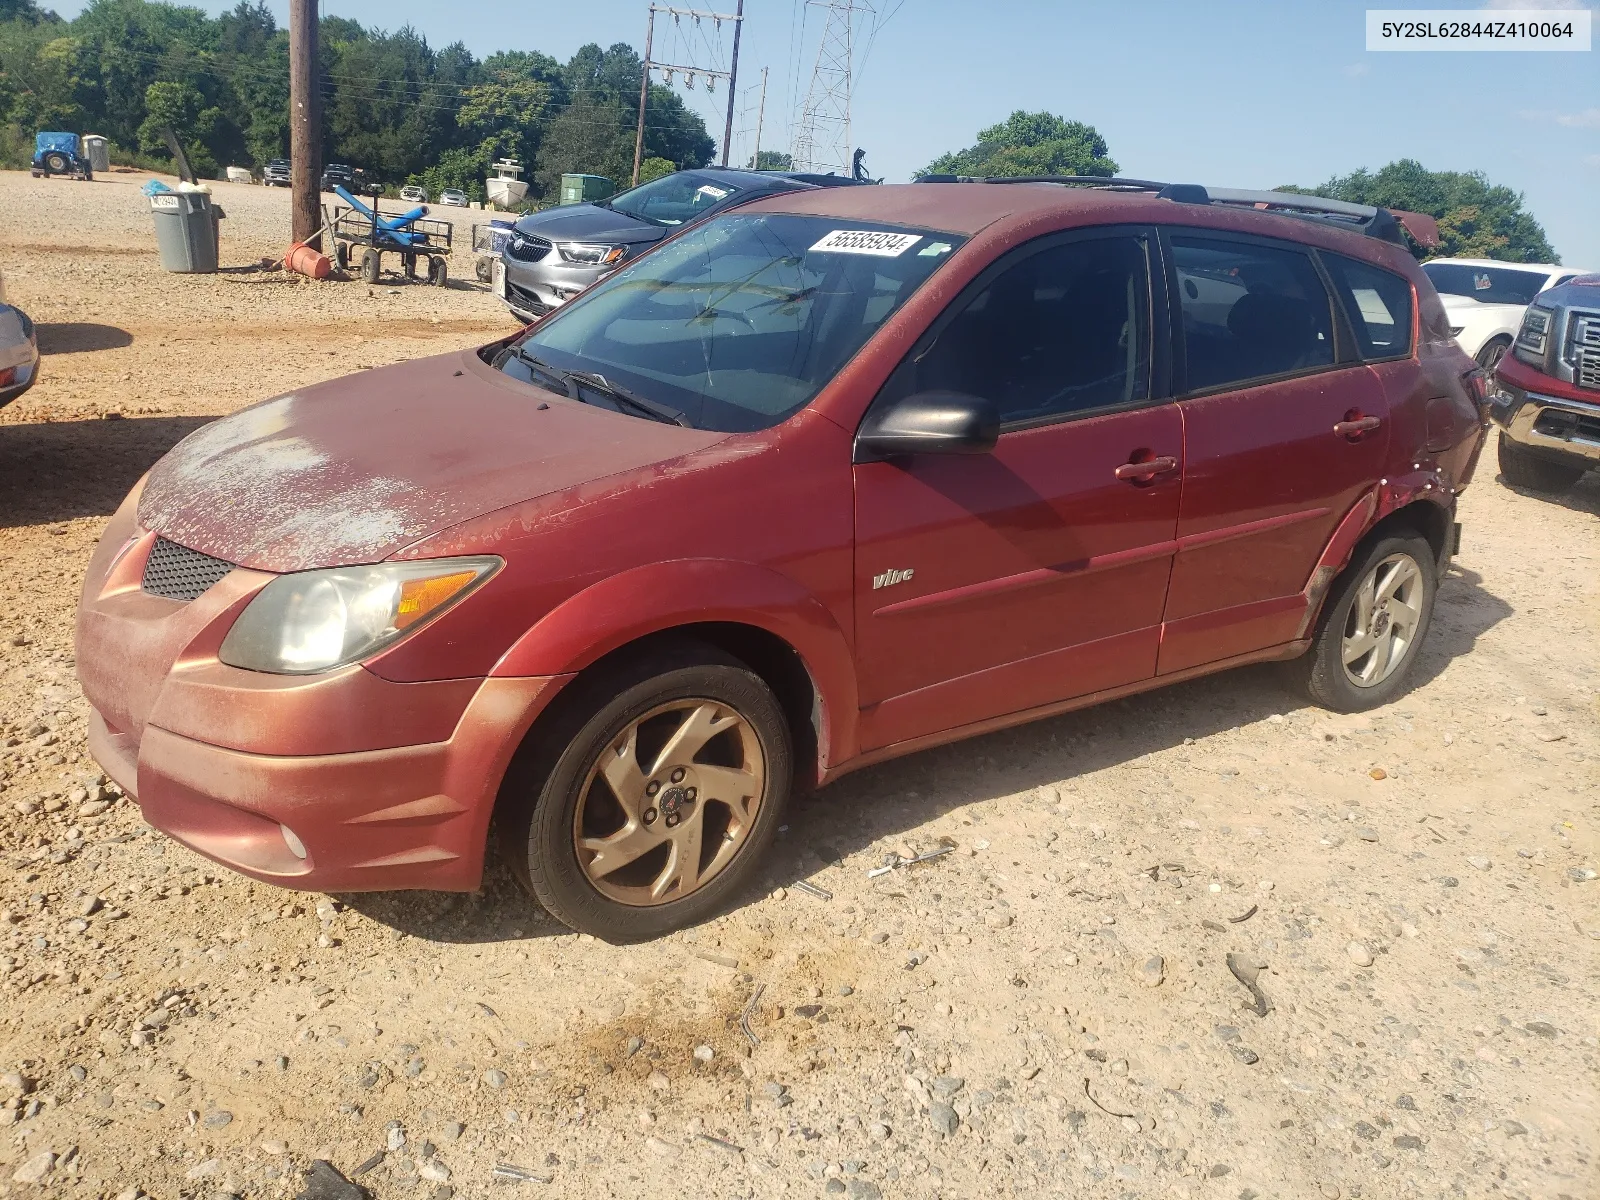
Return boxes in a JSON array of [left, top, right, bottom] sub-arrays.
[[1171, 237, 1335, 393], [1421, 262, 1549, 306], [1321, 254, 1415, 360], [889, 235, 1151, 426]]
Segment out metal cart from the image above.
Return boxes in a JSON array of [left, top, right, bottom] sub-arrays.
[[326, 186, 453, 285]]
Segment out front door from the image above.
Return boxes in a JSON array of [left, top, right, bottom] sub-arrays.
[[1158, 231, 1391, 674], [852, 230, 1184, 752]]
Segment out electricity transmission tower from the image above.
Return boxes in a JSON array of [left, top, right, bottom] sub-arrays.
[[792, 0, 872, 176]]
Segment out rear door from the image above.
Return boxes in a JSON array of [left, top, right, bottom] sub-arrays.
[[1158, 231, 1390, 674], [852, 228, 1184, 751]]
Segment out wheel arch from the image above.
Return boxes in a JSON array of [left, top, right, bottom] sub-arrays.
[[490, 558, 860, 785], [1367, 497, 1451, 568], [1297, 488, 1453, 640]]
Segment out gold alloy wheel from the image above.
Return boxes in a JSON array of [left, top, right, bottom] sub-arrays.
[[573, 699, 766, 906]]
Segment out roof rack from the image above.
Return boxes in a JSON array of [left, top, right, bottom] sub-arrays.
[[911, 174, 1438, 249]]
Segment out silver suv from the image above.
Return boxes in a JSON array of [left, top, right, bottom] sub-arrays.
[[494, 167, 865, 320]]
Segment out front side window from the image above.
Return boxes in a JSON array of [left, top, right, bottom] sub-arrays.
[[881, 236, 1151, 426], [1322, 254, 1415, 359], [604, 172, 745, 227], [503, 214, 965, 432], [1421, 262, 1550, 307], [1172, 236, 1335, 393]]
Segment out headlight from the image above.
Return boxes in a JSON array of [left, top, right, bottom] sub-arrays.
[[1519, 305, 1552, 357], [219, 557, 499, 675], [557, 242, 628, 266]]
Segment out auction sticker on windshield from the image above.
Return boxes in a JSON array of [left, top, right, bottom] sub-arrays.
[[810, 229, 923, 256]]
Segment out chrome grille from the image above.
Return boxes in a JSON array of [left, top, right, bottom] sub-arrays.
[[1580, 350, 1600, 391], [506, 232, 551, 263], [1576, 315, 1600, 390], [141, 536, 236, 602]]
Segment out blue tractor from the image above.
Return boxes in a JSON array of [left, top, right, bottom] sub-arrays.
[[31, 132, 92, 181]]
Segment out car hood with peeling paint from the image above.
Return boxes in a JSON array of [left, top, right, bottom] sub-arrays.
[[136, 347, 729, 573]]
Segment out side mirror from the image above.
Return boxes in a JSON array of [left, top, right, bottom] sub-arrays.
[[854, 391, 999, 462]]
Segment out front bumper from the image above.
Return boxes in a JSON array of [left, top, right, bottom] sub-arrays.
[[1489, 383, 1600, 465], [76, 515, 566, 892], [497, 253, 611, 318]]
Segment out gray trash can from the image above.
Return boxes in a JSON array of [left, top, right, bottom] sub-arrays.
[[150, 190, 222, 273]]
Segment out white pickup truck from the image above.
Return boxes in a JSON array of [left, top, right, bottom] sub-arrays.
[[1423, 258, 1590, 371]]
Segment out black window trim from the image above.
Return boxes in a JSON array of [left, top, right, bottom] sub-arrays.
[[861, 223, 1173, 440], [1156, 226, 1359, 400], [1314, 249, 1417, 365]]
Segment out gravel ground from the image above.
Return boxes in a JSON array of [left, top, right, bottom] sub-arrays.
[[0, 168, 1597, 1200]]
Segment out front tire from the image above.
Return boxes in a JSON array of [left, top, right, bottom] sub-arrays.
[[1289, 532, 1437, 712], [499, 643, 792, 942], [1498, 436, 1585, 493], [359, 247, 380, 284]]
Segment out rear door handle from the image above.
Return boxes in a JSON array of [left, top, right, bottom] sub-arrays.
[[1334, 415, 1382, 437], [1114, 455, 1179, 482]]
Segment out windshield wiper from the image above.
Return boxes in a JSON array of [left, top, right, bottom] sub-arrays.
[[568, 370, 693, 427], [505, 344, 575, 396]]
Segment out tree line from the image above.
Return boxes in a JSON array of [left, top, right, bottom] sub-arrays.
[[923, 110, 1557, 263], [0, 0, 715, 201]]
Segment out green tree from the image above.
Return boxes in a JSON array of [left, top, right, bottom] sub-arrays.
[[0, 1, 717, 191], [638, 155, 675, 182], [748, 149, 791, 170], [1281, 159, 1557, 263], [919, 110, 1117, 179], [0, 28, 86, 132], [137, 78, 222, 172]]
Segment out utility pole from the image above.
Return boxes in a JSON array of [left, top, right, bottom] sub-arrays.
[[719, 0, 743, 166], [750, 66, 768, 168], [632, 4, 743, 186], [631, 5, 656, 188], [288, 0, 320, 245]]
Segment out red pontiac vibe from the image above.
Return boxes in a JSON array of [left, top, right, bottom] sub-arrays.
[[75, 180, 1488, 941]]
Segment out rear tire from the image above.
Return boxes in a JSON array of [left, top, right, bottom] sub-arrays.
[[359, 247, 380, 284], [1287, 532, 1437, 713], [498, 643, 792, 942], [333, 242, 349, 271], [428, 257, 448, 287], [1498, 436, 1584, 493]]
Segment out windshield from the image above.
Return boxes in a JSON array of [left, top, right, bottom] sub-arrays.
[[1423, 262, 1551, 306], [605, 172, 746, 227], [499, 213, 965, 432]]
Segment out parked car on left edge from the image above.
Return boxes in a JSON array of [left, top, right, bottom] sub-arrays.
[[1423, 258, 1590, 371], [400, 185, 429, 203], [31, 132, 92, 181], [0, 302, 40, 409], [262, 158, 291, 187]]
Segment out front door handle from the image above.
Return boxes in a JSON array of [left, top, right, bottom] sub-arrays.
[[1334, 414, 1382, 438], [1114, 455, 1179, 483]]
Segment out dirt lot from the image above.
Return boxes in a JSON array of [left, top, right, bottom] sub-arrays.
[[0, 168, 1597, 1200]]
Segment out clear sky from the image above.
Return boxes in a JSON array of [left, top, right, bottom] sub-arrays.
[[56, 0, 1600, 264]]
